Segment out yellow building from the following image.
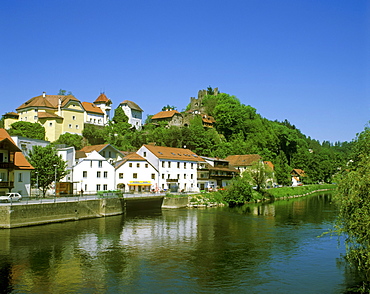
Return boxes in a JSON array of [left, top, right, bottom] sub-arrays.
[[12, 92, 85, 142]]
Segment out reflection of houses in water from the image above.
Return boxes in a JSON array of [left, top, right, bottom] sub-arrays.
[[119, 211, 200, 248], [252, 204, 276, 216]]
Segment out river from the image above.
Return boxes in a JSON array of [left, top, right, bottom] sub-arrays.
[[0, 193, 358, 293]]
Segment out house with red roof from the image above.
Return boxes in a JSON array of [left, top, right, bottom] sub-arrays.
[[151, 110, 183, 127], [0, 129, 34, 196], [136, 144, 205, 192]]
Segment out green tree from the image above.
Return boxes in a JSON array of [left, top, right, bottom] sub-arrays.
[[334, 126, 370, 292], [27, 145, 69, 197], [112, 106, 129, 124], [222, 177, 254, 205], [82, 124, 107, 145], [162, 105, 176, 111], [53, 133, 84, 150], [7, 121, 45, 140], [243, 160, 273, 191], [58, 89, 73, 95]]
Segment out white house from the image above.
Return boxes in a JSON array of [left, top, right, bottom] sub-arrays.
[[136, 144, 205, 192], [82, 102, 105, 126], [77, 144, 124, 165], [73, 151, 115, 194], [119, 100, 143, 130], [115, 153, 158, 193], [10, 136, 50, 158]]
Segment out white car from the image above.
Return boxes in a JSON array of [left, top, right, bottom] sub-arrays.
[[0, 192, 22, 202]]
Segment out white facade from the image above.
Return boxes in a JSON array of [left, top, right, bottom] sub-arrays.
[[120, 101, 143, 130], [136, 145, 200, 192], [115, 155, 158, 193], [73, 151, 115, 194], [13, 170, 32, 197]]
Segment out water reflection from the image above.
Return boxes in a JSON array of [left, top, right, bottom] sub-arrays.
[[0, 193, 356, 293]]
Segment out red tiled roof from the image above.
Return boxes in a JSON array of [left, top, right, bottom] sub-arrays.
[[38, 112, 63, 119], [16, 94, 80, 111], [0, 129, 21, 152], [224, 154, 262, 167], [79, 144, 109, 153], [94, 93, 112, 104], [119, 100, 143, 112], [143, 144, 204, 162], [264, 161, 274, 170], [82, 102, 104, 114], [15, 152, 34, 170], [151, 110, 182, 120]]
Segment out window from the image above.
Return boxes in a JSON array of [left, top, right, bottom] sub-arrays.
[[143, 152, 147, 157], [145, 163, 148, 168], [133, 173, 137, 179], [177, 162, 180, 168], [34, 116, 37, 121], [162, 162, 165, 168], [191, 174, 193, 179], [68, 124, 72, 128], [191, 163, 194, 169], [49, 122, 53, 127], [97, 171, 101, 178], [98, 161, 103, 168], [168, 162, 171, 168], [72, 115, 76, 120], [184, 174, 187, 179], [162, 174, 165, 179], [103, 184, 107, 190], [96, 184, 101, 191], [76, 125, 79, 129], [90, 161, 92, 167], [102, 151, 105, 157], [83, 171, 87, 178], [18, 173, 22, 182], [177, 174, 180, 179], [109, 151, 111, 157], [104, 171, 108, 178], [129, 163, 133, 167], [119, 173, 124, 179], [137, 163, 140, 168], [151, 173, 155, 179], [184, 163, 187, 169]]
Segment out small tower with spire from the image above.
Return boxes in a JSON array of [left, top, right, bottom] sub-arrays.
[[94, 93, 112, 125]]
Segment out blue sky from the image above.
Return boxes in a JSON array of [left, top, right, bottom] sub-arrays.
[[1, 0, 368, 143]]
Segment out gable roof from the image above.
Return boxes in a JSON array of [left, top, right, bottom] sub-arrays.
[[0, 129, 33, 169], [0, 129, 21, 152], [115, 152, 146, 169], [79, 144, 109, 153], [143, 144, 204, 162], [82, 102, 104, 114], [94, 93, 112, 105], [119, 100, 143, 112], [151, 110, 182, 120], [16, 94, 81, 111], [224, 154, 262, 167], [291, 169, 305, 176]]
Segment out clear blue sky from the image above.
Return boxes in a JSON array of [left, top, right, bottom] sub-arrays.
[[1, 0, 368, 143]]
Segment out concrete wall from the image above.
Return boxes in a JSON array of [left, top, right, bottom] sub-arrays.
[[162, 196, 189, 208], [0, 198, 125, 228]]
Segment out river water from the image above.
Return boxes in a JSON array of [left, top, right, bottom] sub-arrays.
[[0, 193, 358, 293]]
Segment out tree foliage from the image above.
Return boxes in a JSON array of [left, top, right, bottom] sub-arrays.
[[334, 126, 370, 292], [53, 133, 84, 150], [27, 145, 69, 197], [7, 121, 45, 140], [222, 177, 254, 205]]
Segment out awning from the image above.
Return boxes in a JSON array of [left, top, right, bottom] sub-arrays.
[[128, 181, 152, 186]]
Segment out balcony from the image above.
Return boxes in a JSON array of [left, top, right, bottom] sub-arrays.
[[0, 181, 14, 189], [0, 162, 15, 169]]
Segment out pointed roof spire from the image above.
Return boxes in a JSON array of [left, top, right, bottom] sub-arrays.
[[94, 93, 112, 105]]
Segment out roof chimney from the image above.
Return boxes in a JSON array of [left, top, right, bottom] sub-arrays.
[[42, 91, 46, 98]]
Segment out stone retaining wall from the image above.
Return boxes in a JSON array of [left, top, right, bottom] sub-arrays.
[[0, 198, 125, 228]]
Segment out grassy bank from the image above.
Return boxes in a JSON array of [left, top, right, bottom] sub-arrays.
[[263, 184, 336, 200], [187, 184, 336, 207]]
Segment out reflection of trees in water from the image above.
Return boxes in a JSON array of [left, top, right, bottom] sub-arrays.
[[0, 262, 13, 294]]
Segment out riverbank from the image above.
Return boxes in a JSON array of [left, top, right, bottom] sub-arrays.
[[183, 184, 336, 207]]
